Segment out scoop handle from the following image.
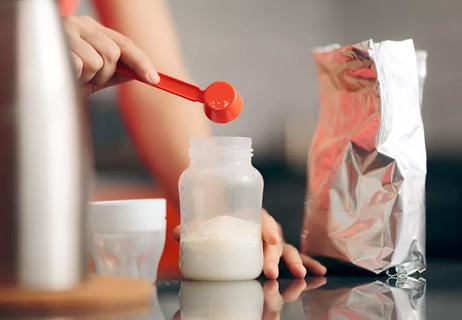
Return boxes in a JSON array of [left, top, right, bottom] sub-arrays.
[[116, 63, 204, 102]]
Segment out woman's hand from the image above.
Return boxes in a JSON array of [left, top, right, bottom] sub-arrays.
[[259, 209, 326, 279], [62, 15, 160, 95], [172, 209, 327, 279]]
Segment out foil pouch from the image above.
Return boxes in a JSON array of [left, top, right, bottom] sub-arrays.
[[302, 277, 426, 319], [301, 39, 427, 275]]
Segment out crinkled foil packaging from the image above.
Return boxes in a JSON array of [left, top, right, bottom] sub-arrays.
[[301, 39, 427, 275]]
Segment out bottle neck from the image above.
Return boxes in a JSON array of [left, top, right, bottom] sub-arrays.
[[189, 137, 253, 167], [190, 154, 252, 167]]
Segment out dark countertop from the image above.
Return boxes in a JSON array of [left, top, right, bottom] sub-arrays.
[[4, 259, 462, 319]]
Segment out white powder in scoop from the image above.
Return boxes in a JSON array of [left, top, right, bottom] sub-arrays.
[[180, 215, 263, 281]]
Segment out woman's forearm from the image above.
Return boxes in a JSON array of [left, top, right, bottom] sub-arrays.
[[93, 0, 210, 205], [118, 84, 210, 205]]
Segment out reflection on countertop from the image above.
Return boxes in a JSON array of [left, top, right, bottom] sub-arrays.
[[161, 277, 424, 320], [4, 260, 462, 320], [179, 280, 264, 319], [302, 277, 425, 320], [157, 260, 462, 320]]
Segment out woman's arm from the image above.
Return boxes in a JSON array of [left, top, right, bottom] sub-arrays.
[[93, 0, 210, 206], [90, 0, 326, 278]]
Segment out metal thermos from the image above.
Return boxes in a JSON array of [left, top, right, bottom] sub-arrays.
[[0, 0, 87, 290]]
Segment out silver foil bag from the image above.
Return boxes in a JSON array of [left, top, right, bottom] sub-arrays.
[[301, 39, 427, 275]]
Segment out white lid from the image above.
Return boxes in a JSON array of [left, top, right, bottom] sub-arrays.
[[88, 199, 166, 232]]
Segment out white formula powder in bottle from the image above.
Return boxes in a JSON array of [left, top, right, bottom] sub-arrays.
[[180, 215, 263, 281]]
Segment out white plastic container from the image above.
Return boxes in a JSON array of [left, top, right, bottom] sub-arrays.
[[179, 137, 264, 281], [87, 199, 166, 282]]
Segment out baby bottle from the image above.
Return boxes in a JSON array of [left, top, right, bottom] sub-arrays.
[[179, 137, 264, 281]]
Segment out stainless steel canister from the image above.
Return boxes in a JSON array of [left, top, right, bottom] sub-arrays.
[[0, 0, 87, 290]]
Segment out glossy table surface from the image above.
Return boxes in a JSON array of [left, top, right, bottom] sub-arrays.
[[4, 259, 462, 319]]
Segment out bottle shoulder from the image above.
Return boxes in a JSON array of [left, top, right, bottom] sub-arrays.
[[179, 164, 263, 185]]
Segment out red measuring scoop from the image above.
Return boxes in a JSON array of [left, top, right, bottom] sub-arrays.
[[116, 63, 243, 124]]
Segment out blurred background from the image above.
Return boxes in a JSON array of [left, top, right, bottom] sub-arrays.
[[79, 0, 462, 259]]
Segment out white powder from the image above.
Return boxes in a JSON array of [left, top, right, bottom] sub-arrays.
[[180, 215, 263, 281]]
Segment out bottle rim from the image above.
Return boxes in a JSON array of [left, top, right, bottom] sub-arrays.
[[189, 137, 253, 159]]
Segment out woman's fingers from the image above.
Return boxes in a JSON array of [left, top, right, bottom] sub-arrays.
[[67, 35, 103, 83], [261, 210, 327, 279], [262, 209, 281, 245], [262, 210, 313, 279], [71, 16, 122, 88], [70, 52, 83, 78], [263, 242, 283, 280], [97, 25, 159, 84], [301, 254, 327, 276], [79, 27, 121, 88], [63, 17, 103, 83], [282, 244, 306, 278], [63, 15, 158, 92]]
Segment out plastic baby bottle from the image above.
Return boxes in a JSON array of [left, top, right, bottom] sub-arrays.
[[179, 137, 264, 281]]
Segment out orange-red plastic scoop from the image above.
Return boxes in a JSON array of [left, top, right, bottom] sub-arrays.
[[116, 63, 243, 124]]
